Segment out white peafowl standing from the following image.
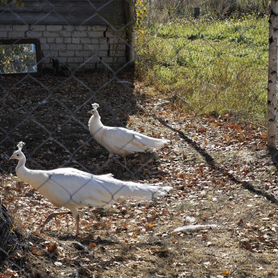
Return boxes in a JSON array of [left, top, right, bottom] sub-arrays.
[[88, 103, 170, 162], [9, 141, 172, 235]]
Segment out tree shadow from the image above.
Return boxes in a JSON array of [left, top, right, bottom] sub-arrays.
[[0, 69, 132, 170], [269, 147, 278, 169], [154, 116, 278, 205], [94, 152, 168, 181], [0, 67, 168, 180]]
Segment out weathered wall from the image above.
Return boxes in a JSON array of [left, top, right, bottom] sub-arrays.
[[0, 24, 127, 69], [0, 0, 131, 70]]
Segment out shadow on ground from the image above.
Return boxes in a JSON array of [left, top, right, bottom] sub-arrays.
[[0, 69, 166, 180], [154, 115, 278, 205]]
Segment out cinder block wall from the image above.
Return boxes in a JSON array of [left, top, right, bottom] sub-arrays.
[[0, 24, 127, 70]]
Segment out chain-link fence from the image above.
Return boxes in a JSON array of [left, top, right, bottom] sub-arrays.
[[0, 201, 14, 261], [0, 1, 277, 277]]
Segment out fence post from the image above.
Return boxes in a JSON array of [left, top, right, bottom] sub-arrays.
[[124, 0, 136, 64], [193, 7, 200, 19], [268, 0, 278, 150], [148, 0, 152, 27]]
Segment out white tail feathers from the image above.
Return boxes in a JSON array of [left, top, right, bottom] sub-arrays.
[[135, 135, 170, 151], [153, 185, 173, 198], [150, 138, 170, 149], [112, 182, 173, 202]]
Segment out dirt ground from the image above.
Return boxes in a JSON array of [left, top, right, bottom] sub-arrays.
[[0, 72, 277, 278]]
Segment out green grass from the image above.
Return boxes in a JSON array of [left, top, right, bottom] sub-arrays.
[[136, 16, 268, 123]]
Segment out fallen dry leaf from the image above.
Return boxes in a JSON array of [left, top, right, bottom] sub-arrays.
[[46, 242, 58, 254], [31, 246, 45, 257]]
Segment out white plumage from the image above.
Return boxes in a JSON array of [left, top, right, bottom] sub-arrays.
[[9, 142, 172, 235], [88, 103, 170, 159]]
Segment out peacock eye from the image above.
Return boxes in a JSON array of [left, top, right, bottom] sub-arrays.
[[16, 154, 19, 157]]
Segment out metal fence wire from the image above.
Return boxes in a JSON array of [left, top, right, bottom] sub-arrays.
[[0, 201, 14, 261], [0, 0, 169, 270], [0, 0, 139, 171], [0, 0, 276, 277]]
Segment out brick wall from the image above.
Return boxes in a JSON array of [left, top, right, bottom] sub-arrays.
[[0, 24, 127, 70]]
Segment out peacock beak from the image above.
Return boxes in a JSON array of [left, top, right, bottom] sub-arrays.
[[88, 109, 96, 114], [9, 154, 16, 160]]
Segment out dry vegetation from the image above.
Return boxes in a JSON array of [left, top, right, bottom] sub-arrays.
[[136, 16, 268, 123], [0, 73, 277, 278]]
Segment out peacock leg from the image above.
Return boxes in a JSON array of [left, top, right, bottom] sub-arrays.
[[103, 153, 114, 167], [108, 153, 114, 162], [75, 214, 80, 236], [124, 156, 127, 169], [70, 209, 80, 236], [40, 211, 71, 232]]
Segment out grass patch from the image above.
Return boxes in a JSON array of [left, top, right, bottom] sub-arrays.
[[136, 16, 268, 123]]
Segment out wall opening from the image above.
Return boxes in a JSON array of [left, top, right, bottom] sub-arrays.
[[0, 38, 41, 75]]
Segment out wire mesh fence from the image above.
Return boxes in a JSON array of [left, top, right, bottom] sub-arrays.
[[0, 1, 277, 277], [0, 201, 13, 261]]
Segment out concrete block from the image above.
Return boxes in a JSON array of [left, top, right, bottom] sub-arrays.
[[44, 31, 59, 37], [75, 26, 88, 31], [59, 50, 74, 57], [80, 37, 91, 44], [0, 31, 7, 38], [50, 44, 66, 50], [67, 44, 83, 50], [47, 25, 63, 31], [110, 44, 126, 51], [90, 25, 106, 31], [47, 37, 55, 43], [63, 26, 75, 31], [64, 38, 72, 43], [0, 25, 12, 31], [58, 57, 67, 63], [72, 38, 80, 44], [67, 57, 84, 63], [83, 55, 98, 63], [83, 44, 98, 51], [55, 37, 63, 43], [26, 31, 42, 37], [75, 50, 91, 57], [41, 43, 50, 50], [98, 50, 108, 57], [7, 31, 24, 38], [47, 50, 58, 57], [39, 37, 47, 43], [31, 25, 46, 31], [88, 31, 103, 38], [13, 25, 28, 31], [110, 50, 126, 57], [73, 31, 87, 37], [109, 37, 124, 43], [60, 31, 71, 37]]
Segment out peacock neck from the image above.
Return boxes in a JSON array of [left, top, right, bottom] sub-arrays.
[[16, 156, 25, 171], [15, 156, 43, 190], [15, 156, 30, 178], [89, 110, 104, 133]]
